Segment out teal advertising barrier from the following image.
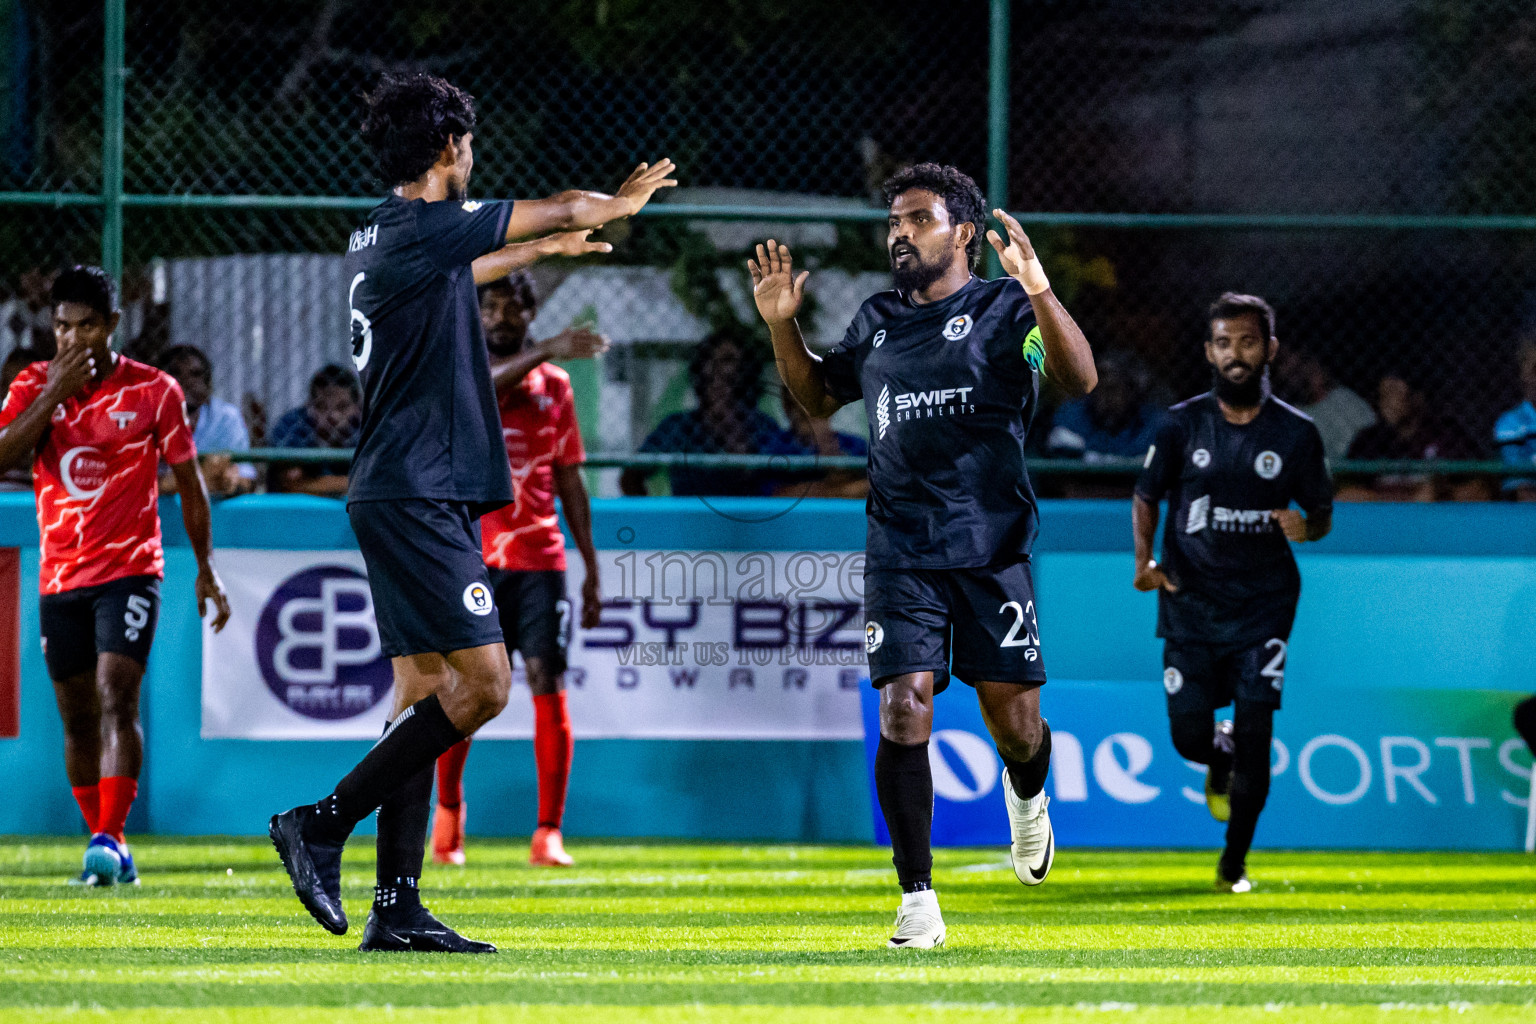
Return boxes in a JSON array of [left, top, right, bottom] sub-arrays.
[[0, 492, 1532, 848]]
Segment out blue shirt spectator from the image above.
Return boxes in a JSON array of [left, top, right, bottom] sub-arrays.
[[637, 408, 796, 497], [1494, 341, 1536, 497], [270, 364, 360, 496], [159, 345, 254, 494], [1046, 350, 1166, 462]]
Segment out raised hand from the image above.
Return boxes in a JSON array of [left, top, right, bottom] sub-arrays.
[[1133, 559, 1179, 593], [45, 344, 94, 401], [747, 240, 809, 326], [542, 328, 610, 362], [614, 159, 678, 216], [540, 228, 614, 259], [985, 208, 1039, 280]]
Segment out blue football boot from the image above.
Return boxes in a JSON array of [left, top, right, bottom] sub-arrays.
[[72, 833, 122, 887]]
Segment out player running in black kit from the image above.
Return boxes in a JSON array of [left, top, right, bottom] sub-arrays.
[[1132, 293, 1333, 892], [751, 164, 1096, 949], [269, 72, 675, 952]]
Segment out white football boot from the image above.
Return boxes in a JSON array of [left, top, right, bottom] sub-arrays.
[[1002, 768, 1055, 886], [887, 889, 946, 949]]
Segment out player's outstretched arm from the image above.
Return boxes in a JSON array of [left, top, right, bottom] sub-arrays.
[[169, 458, 231, 632], [0, 345, 93, 471], [502, 159, 678, 241], [472, 230, 614, 286], [748, 240, 842, 419], [491, 328, 610, 393], [1132, 493, 1178, 592], [987, 209, 1097, 397], [554, 463, 603, 630]]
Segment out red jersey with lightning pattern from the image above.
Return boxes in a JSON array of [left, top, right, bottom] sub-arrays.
[[0, 356, 195, 594], [479, 363, 585, 572]]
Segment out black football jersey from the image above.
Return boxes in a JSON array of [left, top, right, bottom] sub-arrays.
[[343, 195, 515, 513], [1135, 391, 1334, 645], [820, 275, 1046, 570]]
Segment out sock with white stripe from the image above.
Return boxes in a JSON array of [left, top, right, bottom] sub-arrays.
[[309, 694, 463, 845]]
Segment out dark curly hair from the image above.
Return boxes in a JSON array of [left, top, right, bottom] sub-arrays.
[[881, 162, 988, 269], [688, 331, 765, 407], [50, 265, 117, 320], [1208, 292, 1276, 342], [478, 270, 538, 315], [360, 72, 477, 186]]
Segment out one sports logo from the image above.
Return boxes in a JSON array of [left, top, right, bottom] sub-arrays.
[[943, 315, 973, 340], [1163, 666, 1183, 695], [109, 411, 136, 429], [1022, 325, 1046, 372], [1254, 450, 1283, 479], [59, 446, 109, 500], [462, 581, 494, 616], [865, 620, 884, 654], [1185, 494, 1210, 534], [1192, 448, 1211, 468], [255, 566, 390, 721], [876, 385, 890, 440], [872, 329, 886, 348]]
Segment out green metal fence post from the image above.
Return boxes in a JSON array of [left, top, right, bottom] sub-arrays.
[[986, 0, 1010, 280], [101, 0, 126, 286]]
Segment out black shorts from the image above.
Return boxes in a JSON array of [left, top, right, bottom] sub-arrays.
[[1162, 635, 1289, 715], [348, 498, 505, 659], [864, 559, 1046, 692], [39, 575, 161, 680], [487, 568, 572, 673]]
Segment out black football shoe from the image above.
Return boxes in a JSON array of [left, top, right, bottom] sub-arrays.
[[358, 902, 497, 953], [269, 806, 348, 935]]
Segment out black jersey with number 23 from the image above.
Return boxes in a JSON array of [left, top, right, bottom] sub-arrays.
[[820, 276, 1046, 570], [1135, 392, 1333, 646]]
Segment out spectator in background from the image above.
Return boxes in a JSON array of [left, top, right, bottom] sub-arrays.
[[1342, 372, 1485, 501], [0, 346, 42, 491], [770, 383, 869, 499], [621, 332, 789, 497], [157, 345, 255, 497], [1272, 346, 1375, 463], [0, 270, 57, 357], [269, 363, 360, 497], [1046, 349, 1165, 462], [1494, 338, 1536, 501]]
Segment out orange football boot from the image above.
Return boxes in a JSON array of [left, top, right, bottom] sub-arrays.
[[529, 826, 574, 867], [431, 803, 466, 866]]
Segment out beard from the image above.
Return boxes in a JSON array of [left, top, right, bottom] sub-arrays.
[[1212, 362, 1270, 407], [446, 176, 468, 203], [891, 248, 953, 294]]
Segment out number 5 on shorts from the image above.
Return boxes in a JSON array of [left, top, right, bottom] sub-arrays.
[[124, 594, 152, 642]]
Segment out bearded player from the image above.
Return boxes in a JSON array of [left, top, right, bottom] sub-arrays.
[[268, 71, 674, 952], [0, 266, 231, 885], [431, 271, 605, 868], [1133, 293, 1332, 892], [751, 164, 1096, 948]]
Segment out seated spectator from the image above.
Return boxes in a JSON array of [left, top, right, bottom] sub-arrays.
[[1046, 350, 1165, 462], [157, 345, 255, 497], [1342, 373, 1486, 501], [0, 346, 42, 491], [769, 384, 869, 499], [1272, 346, 1375, 463], [1494, 338, 1536, 501], [0, 270, 56, 358], [269, 364, 360, 497], [620, 332, 789, 497]]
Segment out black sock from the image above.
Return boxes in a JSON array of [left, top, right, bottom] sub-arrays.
[[1515, 696, 1536, 753], [1171, 712, 1233, 791], [309, 694, 463, 844], [875, 736, 933, 894], [1221, 701, 1274, 879], [376, 762, 433, 900], [1002, 719, 1052, 800], [373, 874, 420, 913]]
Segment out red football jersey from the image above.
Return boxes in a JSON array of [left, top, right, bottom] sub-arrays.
[[480, 363, 585, 572], [0, 356, 196, 594]]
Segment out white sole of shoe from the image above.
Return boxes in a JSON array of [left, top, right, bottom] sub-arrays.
[[887, 929, 945, 949]]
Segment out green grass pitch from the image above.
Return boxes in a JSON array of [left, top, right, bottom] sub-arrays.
[[1, 839, 1532, 1022]]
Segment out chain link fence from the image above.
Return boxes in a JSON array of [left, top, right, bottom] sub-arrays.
[[2, 0, 1534, 497]]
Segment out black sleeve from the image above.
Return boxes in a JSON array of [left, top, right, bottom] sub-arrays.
[[819, 315, 865, 405], [1134, 414, 1185, 503], [418, 199, 514, 271], [1292, 421, 1335, 517]]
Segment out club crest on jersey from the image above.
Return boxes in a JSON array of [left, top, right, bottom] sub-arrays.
[[462, 581, 494, 616], [865, 621, 884, 654], [109, 411, 136, 429], [872, 329, 886, 348], [1254, 450, 1283, 480], [1163, 667, 1183, 695], [1192, 448, 1211, 468], [943, 315, 973, 340]]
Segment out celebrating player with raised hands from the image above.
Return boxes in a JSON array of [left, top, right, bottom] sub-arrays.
[[1133, 293, 1333, 893], [268, 70, 674, 953], [751, 164, 1094, 949], [0, 266, 230, 887]]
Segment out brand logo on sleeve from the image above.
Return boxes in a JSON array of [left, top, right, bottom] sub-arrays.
[[872, 329, 886, 348], [1255, 451, 1283, 479], [943, 315, 973, 340], [460, 200, 484, 212]]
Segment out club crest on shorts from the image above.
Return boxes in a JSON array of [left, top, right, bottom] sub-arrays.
[[943, 315, 973, 340], [462, 581, 494, 616], [865, 620, 884, 654], [872, 329, 886, 348], [1163, 666, 1183, 695], [1192, 448, 1211, 469], [1254, 450, 1283, 480]]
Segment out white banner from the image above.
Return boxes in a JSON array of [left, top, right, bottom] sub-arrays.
[[202, 548, 867, 740]]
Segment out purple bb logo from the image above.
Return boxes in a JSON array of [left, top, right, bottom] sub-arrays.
[[256, 566, 391, 721]]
